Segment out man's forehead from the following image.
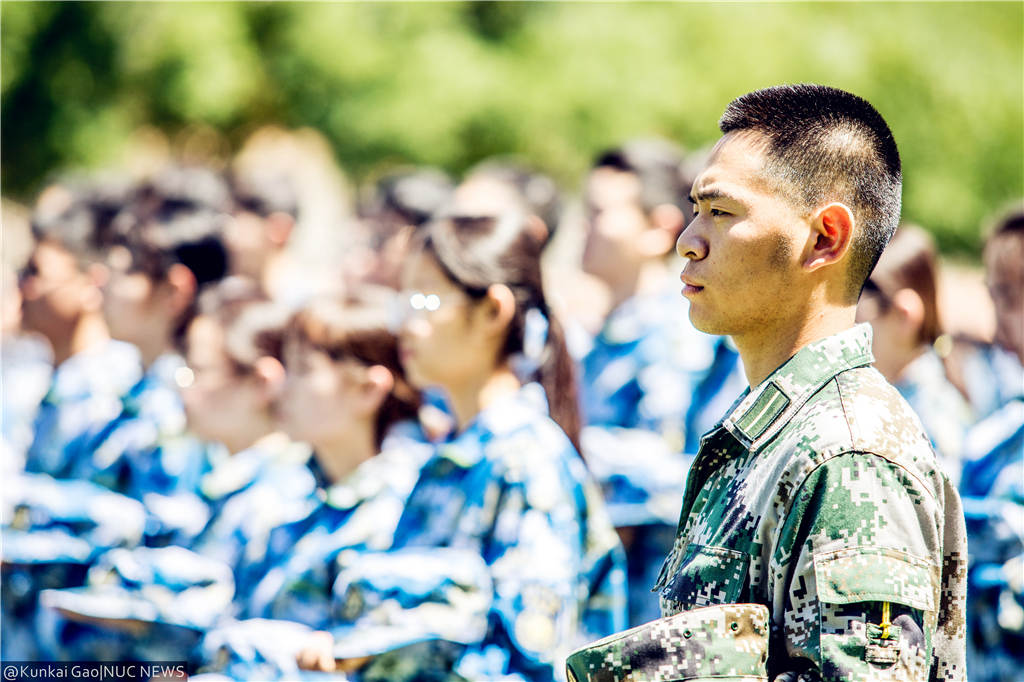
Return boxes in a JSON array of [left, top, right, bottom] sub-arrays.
[[692, 133, 776, 201]]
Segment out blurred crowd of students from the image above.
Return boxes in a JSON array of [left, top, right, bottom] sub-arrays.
[[1, 127, 1022, 682]]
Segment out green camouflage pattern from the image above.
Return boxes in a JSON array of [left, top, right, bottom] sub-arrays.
[[649, 324, 967, 682], [566, 603, 769, 682]]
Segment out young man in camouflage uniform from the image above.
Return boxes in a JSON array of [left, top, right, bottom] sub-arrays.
[[568, 85, 967, 682]]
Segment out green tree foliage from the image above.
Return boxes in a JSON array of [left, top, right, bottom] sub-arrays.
[[3, 2, 1021, 256]]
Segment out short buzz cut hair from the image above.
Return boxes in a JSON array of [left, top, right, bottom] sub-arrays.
[[719, 84, 902, 299]]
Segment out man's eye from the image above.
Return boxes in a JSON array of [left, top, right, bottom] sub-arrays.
[[710, 208, 730, 217]]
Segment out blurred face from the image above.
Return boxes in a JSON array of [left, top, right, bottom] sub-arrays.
[[985, 234, 1024, 362], [675, 133, 807, 340], [856, 287, 902, 379], [452, 176, 521, 217], [224, 211, 276, 280], [19, 241, 98, 338], [582, 168, 648, 278], [180, 315, 267, 450], [100, 246, 174, 348], [398, 248, 491, 391], [277, 338, 366, 446], [2, 267, 21, 335]]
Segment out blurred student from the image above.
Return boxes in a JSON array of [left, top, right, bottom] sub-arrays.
[[196, 294, 433, 678], [958, 203, 1024, 682], [576, 140, 747, 625], [856, 224, 973, 477], [350, 167, 454, 291], [455, 158, 563, 246], [58, 166, 232, 502], [37, 279, 307, 664], [296, 210, 626, 682], [226, 162, 303, 306], [22, 178, 142, 479], [2, 262, 53, 474], [5, 177, 149, 661]]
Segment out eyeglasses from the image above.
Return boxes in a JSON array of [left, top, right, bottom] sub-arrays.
[[409, 292, 442, 312], [401, 290, 473, 314]]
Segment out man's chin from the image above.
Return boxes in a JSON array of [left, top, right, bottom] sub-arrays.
[[687, 308, 722, 336]]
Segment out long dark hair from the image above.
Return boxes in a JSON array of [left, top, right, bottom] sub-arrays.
[[423, 211, 582, 453], [285, 294, 421, 451]]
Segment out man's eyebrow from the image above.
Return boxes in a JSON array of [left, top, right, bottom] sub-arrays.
[[688, 188, 731, 203]]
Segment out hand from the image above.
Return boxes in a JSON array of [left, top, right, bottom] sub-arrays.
[[296, 631, 375, 674], [296, 631, 336, 672]]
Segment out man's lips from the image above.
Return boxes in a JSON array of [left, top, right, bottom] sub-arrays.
[[680, 273, 704, 295]]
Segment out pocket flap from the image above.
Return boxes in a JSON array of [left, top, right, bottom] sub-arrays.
[[813, 547, 939, 611]]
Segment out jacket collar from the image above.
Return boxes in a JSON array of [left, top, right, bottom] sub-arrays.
[[721, 323, 875, 452]]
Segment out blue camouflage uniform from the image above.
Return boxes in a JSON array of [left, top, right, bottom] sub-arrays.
[[580, 290, 745, 451], [25, 339, 142, 479], [23, 346, 214, 547], [35, 432, 315, 665], [894, 348, 974, 483], [324, 383, 626, 682], [959, 366, 1024, 682], [1, 473, 146, 659], [1, 334, 53, 476], [579, 289, 746, 626], [62, 352, 219, 546], [196, 423, 433, 679], [74, 354, 195, 494], [957, 342, 1023, 421], [242, 423, 432, 623]]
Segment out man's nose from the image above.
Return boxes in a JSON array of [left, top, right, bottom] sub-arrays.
[[676, 220, 707, 261]]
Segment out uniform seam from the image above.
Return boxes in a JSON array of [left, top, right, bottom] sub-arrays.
[[833, 375, 857, 446], [832, 372, 941, 504]]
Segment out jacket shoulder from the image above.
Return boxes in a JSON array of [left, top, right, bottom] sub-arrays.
[[836, 366, 939, 474], [764, 367, 945, 507]]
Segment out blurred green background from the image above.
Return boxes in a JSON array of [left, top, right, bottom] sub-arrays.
[[3, 1, 1021, 257]]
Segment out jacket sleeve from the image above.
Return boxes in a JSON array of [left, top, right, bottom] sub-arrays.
[[768, 451, 964, 682], [327, 463, 603, 680]]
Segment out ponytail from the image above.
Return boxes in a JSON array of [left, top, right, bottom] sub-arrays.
[[536, 309, 582, 454]]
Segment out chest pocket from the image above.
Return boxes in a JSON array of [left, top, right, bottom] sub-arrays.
[[658, 543, 752, 612]]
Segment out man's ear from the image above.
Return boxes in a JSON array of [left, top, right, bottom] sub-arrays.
[[804, 202, 855, 272], [165, 263, 198, 315], [638, 203, 685, 257]]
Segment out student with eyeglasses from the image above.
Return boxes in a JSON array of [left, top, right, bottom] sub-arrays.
[[295, 210, 627, 682]]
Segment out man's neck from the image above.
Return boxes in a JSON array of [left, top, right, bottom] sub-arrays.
[[734, 305, 858, 388]]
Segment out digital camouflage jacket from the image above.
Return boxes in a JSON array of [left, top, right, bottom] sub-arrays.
[[651, 324, 967, 682]]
